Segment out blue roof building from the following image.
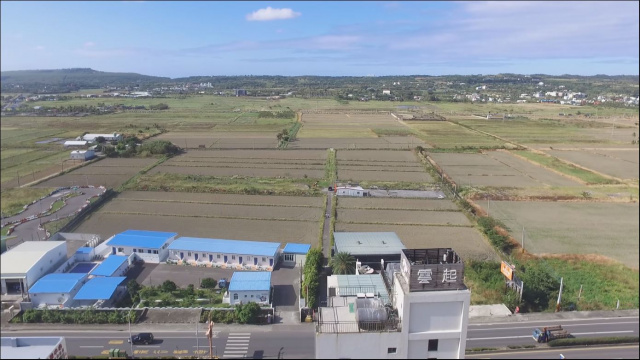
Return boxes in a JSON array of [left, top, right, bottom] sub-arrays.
[[28, 273, 87, 308], [282, 243, 311, 267], [74, 277, 127, 306], [89, 255, 129, 277], [106, 230, 177, 263], [167, 237, 280, 269], [226, 272, 272, 305]]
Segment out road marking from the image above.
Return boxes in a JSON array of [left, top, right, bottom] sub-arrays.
[[229, 333, 251, 335], [224, 350, 248, 353], [108, 340, 124, 344], [468, 335, 532, 341], [227, 339, 250, 342], [469, 321, 640, 331], [572, 330, 634, 335], [79, 346, 103, 348], [134, 345, 161, 347]]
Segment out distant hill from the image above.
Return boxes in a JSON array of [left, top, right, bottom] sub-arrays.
[[0, 68, 170, 93]]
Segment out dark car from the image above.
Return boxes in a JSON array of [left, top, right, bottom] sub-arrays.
[[129, 333, 154, 345]]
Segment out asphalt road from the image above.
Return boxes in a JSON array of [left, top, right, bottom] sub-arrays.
[[3, 327, 316, 359], [3, 187, 104, 245], [466, 345, 640, 359], [4, 314, 637, 358], [467, 315, 639, 348]]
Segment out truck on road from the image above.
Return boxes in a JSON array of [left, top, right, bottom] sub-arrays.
[[532, 325, 571, 343]]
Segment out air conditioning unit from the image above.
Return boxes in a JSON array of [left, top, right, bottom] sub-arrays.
[[356, 293, 365, 299]]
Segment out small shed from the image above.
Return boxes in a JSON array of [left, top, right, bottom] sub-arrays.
[[70, 150, 95, 161], [225, 271, 271, 306], [28, 273, 87, 308], [64, 140, 88, 148], [74, 247, 94, 262], [106, 230, 177, 263], [89, 255, 130, 277], [335, 186, 369, 197], [73, 276, 127, 308], [282, 243, 311, 267]]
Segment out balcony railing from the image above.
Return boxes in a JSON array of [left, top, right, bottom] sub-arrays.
[[316, 319, 401, 333]]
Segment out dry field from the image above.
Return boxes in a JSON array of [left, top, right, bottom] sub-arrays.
[[488, 201, 639, 268], [336, 150, 434, 183], [335, 197, 497, 261], [429, 151, 581, 188], [289, 136, 426, 150], [297, 113, 407, 138], [156, 132, 277, 149], [149, 149, 327, 180], [74, 191, 324, 245], [406, 121, 507, 149], [336, 223, 497, 261], [34, 158, 157, 189], [546, 149, 639, 180]]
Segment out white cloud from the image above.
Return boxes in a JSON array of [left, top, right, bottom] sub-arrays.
[[34, 45, 45, 51], [246, 7, 301, 21], [84, 41, 95, 47]]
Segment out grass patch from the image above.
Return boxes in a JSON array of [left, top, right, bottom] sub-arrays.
[[0, 187, 56, 216], [356, 180, 432, 190], [464, 260, 508, 305], [507, 345, 536, 349], [548, 336, 639, 347], [325, 148, 337, 183], [138, 283, 224, 308], [466, 347, 499, 352], [125, 173, 323, 196], [372, 128, 414, 136], [512, 150, 619, 184], [43, 217, 72, 235]]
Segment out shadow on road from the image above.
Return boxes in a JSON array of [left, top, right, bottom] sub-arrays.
[[273, 285, 296, 307]]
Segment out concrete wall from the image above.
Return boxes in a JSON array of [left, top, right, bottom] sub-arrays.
[[282, 253, 306, 267], [315, 332, 403, 359]]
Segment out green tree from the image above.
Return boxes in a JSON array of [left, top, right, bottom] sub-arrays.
[[330, 252, 356, 275], [519, 262, 559, 311], [201, 278, 217, 289], [95, 136, 106, 144], [161, 280, 177, 292], [236, 302, 261, 324]]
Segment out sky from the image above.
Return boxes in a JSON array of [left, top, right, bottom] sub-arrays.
[[1, 1, 638, 78]]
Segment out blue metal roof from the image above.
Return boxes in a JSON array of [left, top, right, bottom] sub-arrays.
[[168, 237, 280, 257], [106, 230, 177, 249], [229, 271, 271, 291], [73, 277, 126, 300], [89, 255, 128, 277], [76, 247, 93, 254], [29, 273, 86, 294], [283, 243, 311, 254]]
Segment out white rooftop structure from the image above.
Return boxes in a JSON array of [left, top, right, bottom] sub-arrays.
[[333, 232, 406, 257], [82, 133, 122, 142], [1, 241, 67, 276], [0, 337, 67, 359], [63, 140, 87, 147]]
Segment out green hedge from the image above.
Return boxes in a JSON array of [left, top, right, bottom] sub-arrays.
[[548, 336, 639, 347], [11, 309, 140, 324]]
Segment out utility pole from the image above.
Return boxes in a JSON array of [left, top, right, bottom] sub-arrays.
[[128, 308, 134, 356], [521, 226, 525, 253], [556, 277, 563, 312]]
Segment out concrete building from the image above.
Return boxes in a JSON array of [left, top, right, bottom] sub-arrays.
[[281, 243, 311, 267], [326, 274, 391, 304], [335, 186, 369, 197], [0, 337, 67, 359], [82, 133, 122, 142], [106, 230, 177, 263], [88, 255, 130, 277], [167, 237, 280, 270], [333, 232, 406, 264], [315, 248, 470, 359], [28, 273, 87, 308], [63, 140, 88, 148], [0, 241, 67, 297], [73, 276, 127, 308], [70, 150, 95, 161], [224, 271, 271, 306]]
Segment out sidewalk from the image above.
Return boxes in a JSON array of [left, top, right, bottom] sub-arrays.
[[469, 309, 639, 324]]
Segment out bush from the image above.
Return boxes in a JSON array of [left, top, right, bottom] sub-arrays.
[[162, 280, 177, 292], [235, 302, 261, 324], [138, 140, 179, 155], [549, 336, 639, 347], [201, 278, 217, 289]]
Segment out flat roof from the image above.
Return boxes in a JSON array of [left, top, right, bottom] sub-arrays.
[[29, 273, 86, 294], [329, 274, 390, 304], [89, 255, 128, 277], [334, 232, 406, 256], [106, 230, 177, 249], [73, 277, 126, 300], [283, 243, 311, 254], [168, 237, 280, 257], [75, 247, 93, 254], [229, 271, 272, 291], [0, 241, 67, 277], [0, 337, 64, 359]]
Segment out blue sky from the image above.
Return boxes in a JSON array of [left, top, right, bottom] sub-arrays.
[[1, 1, 638, 77]]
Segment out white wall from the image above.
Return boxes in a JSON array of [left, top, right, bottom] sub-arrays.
[[112, 246, 167, 263], [282, 253, 306, 267], [168, 250, 275, 268], [30, 280, 86, 308], [316, 332, 403, 359], [228, 290, 270, 306], [24, 243, 68, 290]]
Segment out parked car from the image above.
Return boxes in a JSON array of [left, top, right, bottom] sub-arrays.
[[129, 333, 154, 345]]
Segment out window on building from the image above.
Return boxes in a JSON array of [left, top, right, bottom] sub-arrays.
[[428, 339, 439, 352], [153, 250, 159, 254], [387, 348, 397, 354], [247, 256, 251, 261], [118, 247, 124, 253], [133, 249, 137, 253], [284, 254, 294, 262], [202, 253, 206, 258], [139, 249, 143, 253], [146, 249, 151, 254], [188, 252, 192, 256], [217, 254, 221, 259], [244, 294, 247, 298], [262, 257, 266, 262], [233, 293, 238, 300], [232, 255, 236, 260], [251, 295, 254, 298]]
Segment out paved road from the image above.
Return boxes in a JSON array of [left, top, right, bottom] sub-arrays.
[[466, 345, 640, 359], [467, 315, 639, 348], [3, 326, 316, 359], [3, 187, 105, 246]]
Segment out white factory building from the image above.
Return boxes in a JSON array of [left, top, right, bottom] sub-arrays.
[[0, 241, 68, 297], [316, 248, 470, 359], [70, 150, 95, 161], [335, 186, 369, 197], [1, 337, 68, 359], [167, 237, 280, 270], [81, 133, 122, 142]]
